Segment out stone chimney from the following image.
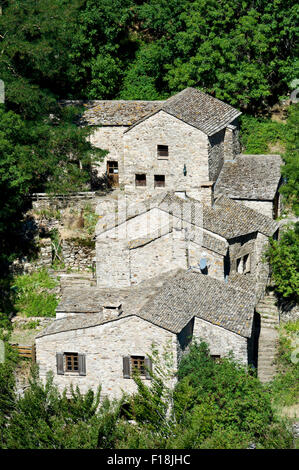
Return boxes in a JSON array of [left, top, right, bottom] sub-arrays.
[[224, 124, 239, 162], [200, 182, 214, 206]]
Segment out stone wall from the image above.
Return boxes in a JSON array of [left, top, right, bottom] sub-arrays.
[[122, 111, 210, 193], [193, 317, 249, 364], [208, 129, 225, 181], [90, 126, 127, 178], [32, 192, 100, 212], [61, 239, 95, 271], [36, 315, 177, 399]]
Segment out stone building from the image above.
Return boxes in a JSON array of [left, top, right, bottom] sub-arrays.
[[95, 192, 278, 295], [34, 89, 284, 398], [35, 269, 258, 399], [214, 154, 283, 218]]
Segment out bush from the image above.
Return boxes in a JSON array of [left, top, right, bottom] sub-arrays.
[[266, 223, 299, 301], [12, 269, 58, 317]]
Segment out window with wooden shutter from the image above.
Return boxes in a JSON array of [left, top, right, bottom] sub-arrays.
[[64, 352, 79, 372], [56, 353, 64, 375], [144, 357, 152, 380], [78, 354, 86, 376], [130, 356, 145, 376], [123, 356, 130, 379]]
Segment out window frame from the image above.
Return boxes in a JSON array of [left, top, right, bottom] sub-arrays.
[[135, 174, 147, 187], [157, 144, 169, 159], [154, 174, 166, 188]]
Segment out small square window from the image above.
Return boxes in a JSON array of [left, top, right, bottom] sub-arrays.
[[211, 355, 221, 362], [157, 145, 168, 159], [131, 356, 145, 375], [64, 352, 79, 372], [135, 174, 146, 187], [154, 175, 165, 188]]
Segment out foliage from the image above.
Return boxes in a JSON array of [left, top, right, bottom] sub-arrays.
[[270, 321, 299, 407], [0, 334, 18, 445], [280, 104, 299, 216], [240, 114, 285, 154], [2, 366, 122, 449], [266, 223, 299, 301], [12, 268, 59, 317]]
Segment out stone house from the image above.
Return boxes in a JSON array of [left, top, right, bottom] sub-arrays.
[[35, 269, 258, 399], [33, 89, 283, 399], [214, 154, 283, 218], [72, 87, 241, 197], [95, 191, 278, 296], [67, 87, 282, 218]]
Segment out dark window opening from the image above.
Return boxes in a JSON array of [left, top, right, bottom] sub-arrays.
[[131, 356, 145, 375], [65, 352, 79, 372], [154, 175, 165, 188], [211, 355, 221, 362], [135, 174, 146, 187], [157, 145, 169, 158]]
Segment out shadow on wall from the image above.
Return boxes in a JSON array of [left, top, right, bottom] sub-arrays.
[[90, 170, 112, 192]]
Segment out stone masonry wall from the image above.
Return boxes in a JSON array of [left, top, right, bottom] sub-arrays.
[[36, 315, 177, 399], [193, 317, 248, 364], [208, 129, 225, 182], [61, 239, 95, 271], [122, 111, 210, 193], [89, 126, 127, 178]]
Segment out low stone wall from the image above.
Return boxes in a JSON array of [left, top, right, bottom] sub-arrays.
[[61, 239, 95, 271], [11, 316, 54, 329], [31, 192, 105, 211]]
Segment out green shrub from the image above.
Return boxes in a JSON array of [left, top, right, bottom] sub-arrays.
[[266, 223, 299, 301], [12, 269, 58, 317]]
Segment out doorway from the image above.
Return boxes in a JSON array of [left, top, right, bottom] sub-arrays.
[[107, 161, 119, 188]]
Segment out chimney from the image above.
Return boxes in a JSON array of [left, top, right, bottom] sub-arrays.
[[224, 124, 239, 162], [200, 181, 214, 206]]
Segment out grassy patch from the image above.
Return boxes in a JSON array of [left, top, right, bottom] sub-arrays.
[[12, 269, 59, 317]]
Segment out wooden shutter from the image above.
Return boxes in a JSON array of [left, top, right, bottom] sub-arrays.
[[123, 356, 130, 379], [144, 357, 152, 380], [56, 353, 64, 375], [78, 354, 86, 376]]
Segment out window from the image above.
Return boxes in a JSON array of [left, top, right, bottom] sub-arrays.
[[123, 355, 152, 379], [236, 254, 251, 274], [131, 356, 145, 375], [65, 352, 79, 372], [135, 174, 146, 187], [157, 145, 169, 159], [56, 352, 86, 375], [211, 355, 221, 362], [154, 175, 165, 188]]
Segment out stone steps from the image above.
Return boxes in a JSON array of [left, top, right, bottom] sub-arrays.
[[257, 292, 280, 383]]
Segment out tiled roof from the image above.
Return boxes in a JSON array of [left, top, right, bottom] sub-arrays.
[[125, 88, 241, 136], [214, 154, 283, 200], [96, 191, 278, 243], [36, 269, 255, 339], [205, 195, 279, 238], [62, 88, 240, 134], [139, 270, 256, 337], [60, 100, 164, 126]]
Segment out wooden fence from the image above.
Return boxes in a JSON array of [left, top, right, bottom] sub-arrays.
[[11, 344, 36, 362]]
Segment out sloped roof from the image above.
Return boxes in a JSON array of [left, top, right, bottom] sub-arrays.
[[138, 270, 256, 337], [62, 88, 241, 134], [36, 269, 255, 339], [214, 154, 283, 200], [125, 88, 241, 136], [61, 100, 164, 126], [96, 191, 278, 244], [209, 195, 279, 238]]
